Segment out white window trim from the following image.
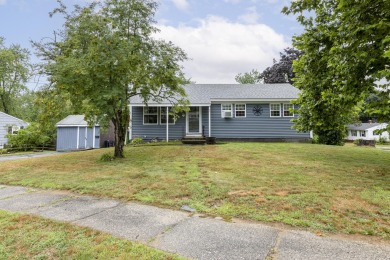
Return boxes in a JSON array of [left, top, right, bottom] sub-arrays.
[[143, 107, 159, 125], [283, 103, 294, 117], [8, 125, 20, 135], [221, 103, 233, 118], [270, 103, 281, 117], [235, 104, 246, 118], [351, 130, 358, 137], [360, 130, 366, 137], [160, 107, 175, 125]]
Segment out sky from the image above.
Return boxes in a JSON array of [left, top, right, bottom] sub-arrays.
[[0, 0, 303, 87]]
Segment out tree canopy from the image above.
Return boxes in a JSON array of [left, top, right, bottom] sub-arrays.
[[234, 48, 303, 84], [283, 0, 390, 144], [34, 0, 189, 157], [260, 48, 303, 84], [235, 69, 261, 84], [0, 37, 30, 116]]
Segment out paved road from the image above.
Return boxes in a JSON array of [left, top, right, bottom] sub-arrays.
[[0, 185, 389, 260], [0, 152, 61, 162]]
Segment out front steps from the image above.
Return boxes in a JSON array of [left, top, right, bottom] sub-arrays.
[[181, 136, 206, 145]]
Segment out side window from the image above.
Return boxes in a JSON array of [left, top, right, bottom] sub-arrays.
[[7, 125, 20, 135], [283, 103, 294, 117], [270, 104, 281, 117], [143, 107, 158, 125], [235, 104, 246, 117], [221, 104, 233, 118]]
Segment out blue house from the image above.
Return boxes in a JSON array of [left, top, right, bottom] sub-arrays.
[[129, 84, 310, 142]]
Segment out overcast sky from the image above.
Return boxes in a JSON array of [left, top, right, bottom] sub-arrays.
[[0, 0, 302, 86]]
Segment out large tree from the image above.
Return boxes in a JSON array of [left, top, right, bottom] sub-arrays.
[[34, 0, 189, 158], [260, 47, 303, 84], [235, 69, 261, 84], [235, 48, 303, 84], [0, 37, 30, 115], [283, 0, 390, 144]]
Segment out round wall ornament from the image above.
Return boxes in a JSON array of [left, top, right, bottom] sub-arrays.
[[253, 105, 263, 116]]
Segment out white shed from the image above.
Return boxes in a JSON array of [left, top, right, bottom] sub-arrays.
[[56, 115, 100, 151], [346, 123, 389, 141]]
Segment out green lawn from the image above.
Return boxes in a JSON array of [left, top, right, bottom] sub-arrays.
[[0, 210, 182, 259], [0, 142, 389, 239]]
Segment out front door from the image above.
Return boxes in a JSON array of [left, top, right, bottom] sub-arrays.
[[187, 107, 201, 135]]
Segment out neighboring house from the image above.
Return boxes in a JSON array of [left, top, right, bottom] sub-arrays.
[[129, 84, 310, 141], [0, 112, 29, 149], [346, 123, 389, 141], [56, 115, 100, 151]]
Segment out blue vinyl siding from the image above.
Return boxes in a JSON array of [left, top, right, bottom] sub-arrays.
[[57, 126, 100, 151], [57, 127, 78, 151], [210, 103, 309, 138], [201, 107, 209, 137], [131, 107, 187, 140], [130, 104, 309, 140]]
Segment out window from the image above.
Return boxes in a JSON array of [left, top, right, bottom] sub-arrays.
[[283, 103, 294, 117], [235, 104, 246, 117], [160, 107, 175, 124], [351, 130, 358, 137], [143, 107, 158, 124], [270, 104, 281, 117], [221, 104, 233, 117], [360, 130, 366, 137], [7, 125, 20, 135]]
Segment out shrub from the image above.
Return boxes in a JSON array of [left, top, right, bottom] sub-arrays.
[[6, 123, 51, 149], [353, 139, 362, 146], [131, 137, 143, 145], [377, 136, 388, 145], [100, 152, 114, 162]]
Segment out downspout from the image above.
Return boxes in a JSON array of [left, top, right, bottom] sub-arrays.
[[209, 105, 211, 137], [166, 106, 169, 142], [129, 105, 132, 141]]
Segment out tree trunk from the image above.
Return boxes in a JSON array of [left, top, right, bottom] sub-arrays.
[[112, 106, 130, 158]]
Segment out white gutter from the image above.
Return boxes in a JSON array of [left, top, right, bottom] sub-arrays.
[[92, 126, 96, 148]]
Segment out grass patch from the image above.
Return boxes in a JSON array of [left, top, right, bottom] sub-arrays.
[[0, 210, 182, 259], [0, 142, 389, 239]]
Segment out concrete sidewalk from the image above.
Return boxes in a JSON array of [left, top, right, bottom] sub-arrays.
[[0, 185, 389, 260]]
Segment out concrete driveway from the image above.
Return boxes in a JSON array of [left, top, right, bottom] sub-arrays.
[[0, 152, 61, 162], [0, 185, 389, 260]]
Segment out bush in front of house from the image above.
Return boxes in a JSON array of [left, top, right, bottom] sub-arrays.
[[6, 123, 51, 149], [377, 136, 388, 145], [131, 137, 143, 145]]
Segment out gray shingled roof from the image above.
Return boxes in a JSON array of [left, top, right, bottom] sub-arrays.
[[347, 123, 387, 131], [56, 115, 98, 126], [129, 84, 300, 105]]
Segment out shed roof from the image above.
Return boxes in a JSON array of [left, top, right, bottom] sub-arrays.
[[56, 115, 98, 127], [129, 84, 300, 105], [347, 123, 387, 131]]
